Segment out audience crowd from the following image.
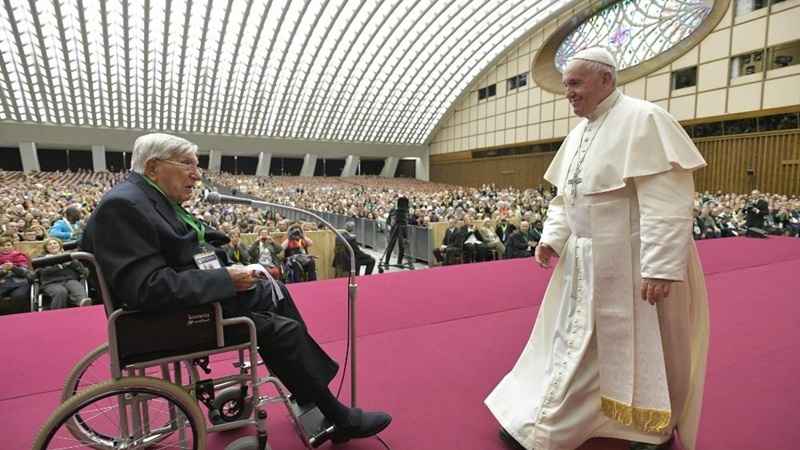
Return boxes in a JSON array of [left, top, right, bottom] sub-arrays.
[[1, 168, 799, 314]]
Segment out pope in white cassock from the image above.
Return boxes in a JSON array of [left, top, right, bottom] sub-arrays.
[[485, 47, 710, 450]]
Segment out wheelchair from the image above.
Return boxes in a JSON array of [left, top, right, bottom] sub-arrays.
[[33, 251, 336, 450]]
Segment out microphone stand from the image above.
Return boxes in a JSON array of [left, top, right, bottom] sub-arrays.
[[207, 193, 359, 407]]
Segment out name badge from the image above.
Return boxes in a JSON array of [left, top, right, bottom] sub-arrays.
[[194, 250, 222, 270]]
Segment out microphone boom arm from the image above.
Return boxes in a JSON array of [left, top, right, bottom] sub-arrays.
[[205, 191, 359, 407]]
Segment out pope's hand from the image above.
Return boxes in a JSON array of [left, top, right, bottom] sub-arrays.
[[534, 243, 557, 268], [641, 278, 672, 305], [226, 265, 258, 292]]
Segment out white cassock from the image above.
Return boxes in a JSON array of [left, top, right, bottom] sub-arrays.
[[485, 89, 710, 450]]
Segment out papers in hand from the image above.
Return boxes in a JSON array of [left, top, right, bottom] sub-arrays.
[[240, 263, 285, 304], [244, 264, 271, 280]]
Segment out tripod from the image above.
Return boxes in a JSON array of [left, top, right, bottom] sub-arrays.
[[378, 220, 415, 273]]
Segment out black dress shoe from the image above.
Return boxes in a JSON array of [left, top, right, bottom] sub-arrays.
[[331, 408, 392, 444], [499, 427, 527, 450], [629, 437, 673, 450]]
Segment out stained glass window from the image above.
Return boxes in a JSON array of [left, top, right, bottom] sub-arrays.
[[555, 0, 714, 72]]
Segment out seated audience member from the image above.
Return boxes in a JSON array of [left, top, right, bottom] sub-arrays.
[[80, 133, 391, 441], [35, 238, 91, 309], [339, 221, 375, 276], [26, 220, 47, 241], [282, 224, 317, 282], [495, 217, 516, 245], [461, 216, 487, 263], [505, 221, 537, 259], [433, 217, 464, 266], [3, 222, 22, 243], [697, 204, 721, 239], [222, 228, 252, 266], [0, 236, 32, 314], [249, 227, 283, 279], [48, 204, 83, 242], [479, 218, 505, 260]]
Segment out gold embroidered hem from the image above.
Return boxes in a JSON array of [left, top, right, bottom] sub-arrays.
[[601, 396, 671, 434]]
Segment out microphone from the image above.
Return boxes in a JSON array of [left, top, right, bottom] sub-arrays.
[[203, 190, 253, 206]]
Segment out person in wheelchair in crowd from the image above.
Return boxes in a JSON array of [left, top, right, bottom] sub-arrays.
[[248, 226, 283, 279], [80, 133, 391, 443], [0, 236, 33, 314], [35, 237, 92, 309], [282, 223, 317, 282]]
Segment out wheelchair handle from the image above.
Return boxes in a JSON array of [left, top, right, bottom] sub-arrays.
[[31, 253, 74, 269]]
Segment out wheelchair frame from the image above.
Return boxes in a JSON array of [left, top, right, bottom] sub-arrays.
[[33, 251, 334, 450]]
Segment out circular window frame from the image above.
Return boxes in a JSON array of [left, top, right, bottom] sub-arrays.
[[532, 0, 731, 94]]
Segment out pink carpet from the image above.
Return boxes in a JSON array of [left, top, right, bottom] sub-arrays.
[[2, 237, 800, 450]]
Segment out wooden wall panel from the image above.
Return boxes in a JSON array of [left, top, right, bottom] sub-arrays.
[[434, 131, 799, 195], [431, 152, 557, 189], [694, 130, 800, 195]]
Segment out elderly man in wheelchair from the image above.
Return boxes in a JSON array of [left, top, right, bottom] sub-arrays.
[[33, 133, 391, 450]]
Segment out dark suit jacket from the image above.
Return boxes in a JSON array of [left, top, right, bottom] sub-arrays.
[[495, 223, 517, 244], [441, 227, 464, 248], [505, 231, 533, 258], [81, 172, 236, 311], [222, 242, 252, 265], [343, 233, 370, 259], [461, 226, 485, 245]]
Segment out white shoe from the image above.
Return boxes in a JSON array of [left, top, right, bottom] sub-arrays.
[[79, 298, 93, 307]]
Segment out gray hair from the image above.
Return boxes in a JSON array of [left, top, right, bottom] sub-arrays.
[[345, 221, 356, 233], [131, 133, 198, 174], [566, 59, 617, 85]]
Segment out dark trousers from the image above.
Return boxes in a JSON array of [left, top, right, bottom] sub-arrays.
[[433, 246, 462, 265], [221, 281, 338, 404], [463, 243, 488, 263], [356, 254, 376, 275], [43, 279, 87, 309], [0, 281, 30, 315]]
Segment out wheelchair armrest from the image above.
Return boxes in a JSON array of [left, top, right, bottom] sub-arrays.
[[110, 303, 255, 368], [31, 253, 73, 269]]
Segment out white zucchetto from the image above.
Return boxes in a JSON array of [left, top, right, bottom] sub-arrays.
[[568, 47, 617, 70]]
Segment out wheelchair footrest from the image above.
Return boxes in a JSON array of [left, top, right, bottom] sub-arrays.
[[291, 403, 335, 448]]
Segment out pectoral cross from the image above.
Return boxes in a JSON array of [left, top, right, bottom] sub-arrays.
[[567, 173, 582, 200]]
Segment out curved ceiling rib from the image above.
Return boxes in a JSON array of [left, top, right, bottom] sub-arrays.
[[0, 0, 573, 145]]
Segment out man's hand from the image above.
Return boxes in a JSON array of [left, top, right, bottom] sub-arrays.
[[0, 262, 13, 271], [226, 265, 258, 292], [641, 278, 672, 305], [534, 243, 557, 268]]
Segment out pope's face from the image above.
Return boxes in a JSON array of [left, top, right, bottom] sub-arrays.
[[562, 63, 611, 117]]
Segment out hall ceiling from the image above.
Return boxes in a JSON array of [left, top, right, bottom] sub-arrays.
[[0, 0, 573, 145]]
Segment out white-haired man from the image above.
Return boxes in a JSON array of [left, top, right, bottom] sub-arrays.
[[486, 48, 709, 450], [81, 133, 391, 444]]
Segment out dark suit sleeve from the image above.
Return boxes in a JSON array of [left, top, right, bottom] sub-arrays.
[[93, 197, 236, 311]]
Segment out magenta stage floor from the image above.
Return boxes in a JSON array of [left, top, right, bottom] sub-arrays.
[[3, 237, 800, 450]]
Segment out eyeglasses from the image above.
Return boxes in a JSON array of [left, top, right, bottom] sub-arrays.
[[158, 159, 201, 173]]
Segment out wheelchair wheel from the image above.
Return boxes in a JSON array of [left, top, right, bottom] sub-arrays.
[[61, 343, 201, 445], [34, 376, 206, 450], [225, 435, 271, 450], [209, 385, 253, 424], [62, 343, 200, 400]]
